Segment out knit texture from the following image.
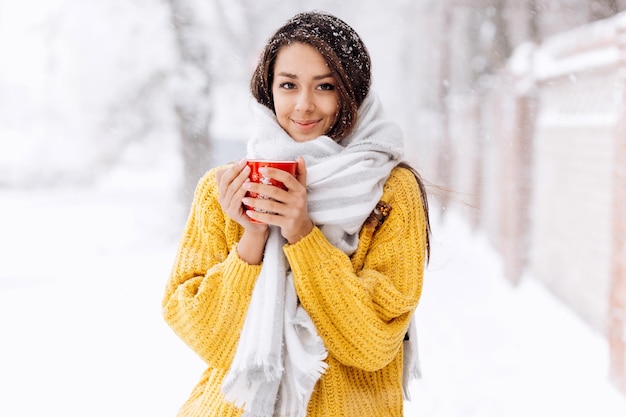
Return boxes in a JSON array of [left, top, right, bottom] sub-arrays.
[[222, 92, 404, 417], [162, 166, 427, 417]]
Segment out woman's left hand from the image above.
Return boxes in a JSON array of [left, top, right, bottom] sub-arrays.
[[242, 156, 314, 244]]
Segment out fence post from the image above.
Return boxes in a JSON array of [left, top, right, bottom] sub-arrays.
[[499, 82, 536, 286], [609, 15, 626, 396]]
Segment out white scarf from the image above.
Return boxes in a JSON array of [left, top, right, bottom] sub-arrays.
[[221, 92, 420, 416]]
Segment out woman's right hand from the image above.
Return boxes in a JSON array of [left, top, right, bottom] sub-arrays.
[[216, 159, 268, 264]]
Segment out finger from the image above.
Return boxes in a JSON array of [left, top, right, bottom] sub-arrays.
[[243, 195, 280, 215], [245, 208, 270, 225], [218, 162, 251, 218], [221, 164, 251, 202], [219, 159, 248, 188], [233, 165, 251, 195], [258, 166, 300, 191], [258, 167, 290, 182], [215, 168, 225, 183], [243, 181, 287, 204], [244, 185, 306, 219]]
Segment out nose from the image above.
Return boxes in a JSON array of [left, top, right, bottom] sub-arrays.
[[295, 90, 314, 112]]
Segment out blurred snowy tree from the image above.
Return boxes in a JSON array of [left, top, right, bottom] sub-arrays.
[[0, 0, 180, 187], [589, 0, 620, 20], [168, 0, 212, 204]]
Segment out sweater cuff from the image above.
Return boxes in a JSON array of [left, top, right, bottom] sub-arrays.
[[283, 227, 340, 272], [221, 245, 262, 296]]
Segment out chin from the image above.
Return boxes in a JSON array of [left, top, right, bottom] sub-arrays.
[[291, 133, 318, 142]]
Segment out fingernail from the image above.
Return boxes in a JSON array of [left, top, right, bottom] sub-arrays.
[[238, 158, 247, 166]]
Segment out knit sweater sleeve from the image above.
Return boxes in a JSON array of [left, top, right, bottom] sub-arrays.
[[283, 168, 426, 372], [162, 168, 262, 369]]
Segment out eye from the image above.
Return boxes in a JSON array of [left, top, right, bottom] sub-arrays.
[[317, 83, 335, 91], [278, 82, 296, 90]]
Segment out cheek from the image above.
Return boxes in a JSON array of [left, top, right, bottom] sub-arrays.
[[327, 99, 340, 121], [273, 101, 289, 121], [328, 94, 340, 115], [271, 90, 287, 116]]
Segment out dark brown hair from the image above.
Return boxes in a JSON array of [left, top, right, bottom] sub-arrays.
[[250, 11, 371, 141], [398, 162, 432, 263]]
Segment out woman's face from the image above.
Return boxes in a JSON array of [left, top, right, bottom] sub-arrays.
[[271, 42, 339, 142]]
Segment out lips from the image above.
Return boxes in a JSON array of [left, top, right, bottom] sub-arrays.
[[293, 119, 319, 130]]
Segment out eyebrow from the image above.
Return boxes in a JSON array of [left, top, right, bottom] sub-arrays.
[[276, 71, 334, 80]]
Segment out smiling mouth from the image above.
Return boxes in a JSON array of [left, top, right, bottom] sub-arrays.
[[293, 120, 319, 130]]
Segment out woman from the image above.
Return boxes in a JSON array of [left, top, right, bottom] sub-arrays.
[[162, 11, 431, 417]]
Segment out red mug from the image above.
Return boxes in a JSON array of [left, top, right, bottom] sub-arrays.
[[244, 160, 298, 222]]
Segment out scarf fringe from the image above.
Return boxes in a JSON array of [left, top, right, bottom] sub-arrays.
[[402, 317, 422, 401]]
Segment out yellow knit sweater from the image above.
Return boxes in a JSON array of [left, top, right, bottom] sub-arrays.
[[162, 166, 427, 417]]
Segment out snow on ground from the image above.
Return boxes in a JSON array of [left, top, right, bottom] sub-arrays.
[[406, 209, 626, 416], [1, 151, 626, 416]]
